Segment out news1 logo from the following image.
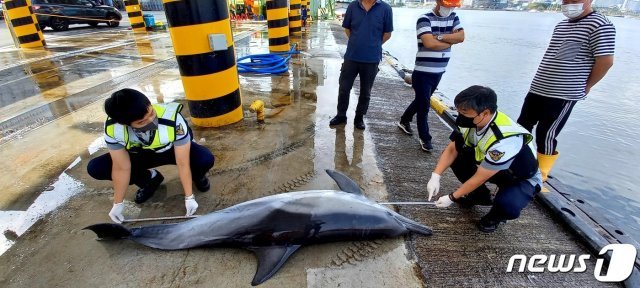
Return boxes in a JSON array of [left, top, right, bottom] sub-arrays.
[[506, 244, 637, 282]]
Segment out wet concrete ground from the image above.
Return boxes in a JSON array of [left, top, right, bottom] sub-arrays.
[[0, 18, 620, 287], [0, 21, 422, 287]]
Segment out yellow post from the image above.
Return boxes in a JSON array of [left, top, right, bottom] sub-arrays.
[[289, 0, 301, 35], [125, 0, 146, 33], [266, 0, 289, 52], [4, 0, 45, 48], [163, 0, 243, 127]]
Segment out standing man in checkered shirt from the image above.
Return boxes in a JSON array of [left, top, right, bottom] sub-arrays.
[[517, 0, 615, 182]]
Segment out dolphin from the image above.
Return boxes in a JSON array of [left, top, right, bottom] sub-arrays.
[[84, 169, 432, 286]]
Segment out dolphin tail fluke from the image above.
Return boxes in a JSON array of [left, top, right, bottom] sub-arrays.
[[83, 223, 132, 240], [325, 169, 363, 196], [394, 215, 433, 236], [248, 245, 301, 286]]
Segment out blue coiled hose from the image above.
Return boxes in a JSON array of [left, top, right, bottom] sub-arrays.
[[237, 44, 299, 74]]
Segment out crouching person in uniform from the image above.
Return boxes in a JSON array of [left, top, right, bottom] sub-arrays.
[[87, 88, 215, 223], [427, 86, 542, 232]]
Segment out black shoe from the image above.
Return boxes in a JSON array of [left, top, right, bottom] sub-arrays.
[[194, 176, 210, 192], [478, 217, 505, 233], [458, 188, 493, 209], [420, 139, 433, 152], [329, 116, 347, 126], [397, 121, 413, 135], [135, 170, 164, 204], [354, 114, 366, 130]]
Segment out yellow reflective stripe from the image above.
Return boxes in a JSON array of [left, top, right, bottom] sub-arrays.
[[461, 128, 473, 147], [158, 125, 170, 144], [113, 124, 127, 143], [161, 103, 180, 121], [472, 112, 534, 161]]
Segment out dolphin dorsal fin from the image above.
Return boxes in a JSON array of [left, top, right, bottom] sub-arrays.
[[248, 245, 301, 286], [325, 169, 363, 195]]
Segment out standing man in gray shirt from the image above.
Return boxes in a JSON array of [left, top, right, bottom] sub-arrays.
[[329, 0, 393, 130]]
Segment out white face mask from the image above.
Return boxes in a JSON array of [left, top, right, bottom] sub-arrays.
[[561, 3, 584, 19], [438, 6, 454, 17]]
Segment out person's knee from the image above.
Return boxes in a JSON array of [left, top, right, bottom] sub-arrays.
[[87, 158, 108, 180], [492, 195, 525, 220], [192, 146, 215, 171]]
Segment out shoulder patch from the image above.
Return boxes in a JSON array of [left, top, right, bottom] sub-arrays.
[[176, 123, 185, 135], [488, 149, 505, 162]]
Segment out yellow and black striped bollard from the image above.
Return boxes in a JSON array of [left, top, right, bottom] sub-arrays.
[[289, 0, 301, 35], [125, 0, 146, 33], [163, 0, 243, 127], [4, 0, 45, 48], [266, 0, 289, 52]]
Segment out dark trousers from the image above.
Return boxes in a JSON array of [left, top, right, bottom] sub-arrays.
[[451, 144, 538, 222], [87, 142, 215, 188], [517, 92, 577, 155], [336, 59, 379, 117], [400, 71, 443, 142]]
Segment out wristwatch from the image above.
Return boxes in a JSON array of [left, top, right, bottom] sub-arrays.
[[437, 35, 444, 41]]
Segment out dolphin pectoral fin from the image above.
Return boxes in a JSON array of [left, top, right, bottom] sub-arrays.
[[248, 245, 301, 286], [83, 223, 132, 240], [325, 169, 363, 196]]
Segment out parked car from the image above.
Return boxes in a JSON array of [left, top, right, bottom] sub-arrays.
[[32, 0, 122, 31]]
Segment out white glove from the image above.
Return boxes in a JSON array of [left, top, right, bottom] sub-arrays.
[[427, 172, 441, 201], [435, 194, 454, 208], [109, 202, 125, 223], [185, 195, 198, 216]]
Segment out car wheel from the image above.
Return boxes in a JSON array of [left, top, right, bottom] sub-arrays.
[[89, 22, 99, 27], [50, 17, 69, 31], [39, 24, 47, 30], [106, 15, 119, 27]]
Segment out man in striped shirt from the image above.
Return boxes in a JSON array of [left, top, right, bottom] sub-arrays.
[[517, 0, 615, 182], [396, 0, 464, 152]]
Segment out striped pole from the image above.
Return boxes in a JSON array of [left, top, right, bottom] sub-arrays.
[[289, 0, 301, 35], [3, 0, 45, 48], [125, 0, 146, 33], [163, 0, 243, 127], [266, 0, 289, 52]]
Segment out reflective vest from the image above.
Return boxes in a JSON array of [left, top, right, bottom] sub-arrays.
[[105, 103, 182, 151], [459, 111, 539, 185], [460, 111, 535, 163]]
